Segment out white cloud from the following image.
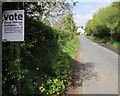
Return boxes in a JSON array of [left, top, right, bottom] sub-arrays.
[[73, 7, 99, 26], [84, 5, 93, 9], [73, 1, 115, 26], [73, 14, 93, 26]]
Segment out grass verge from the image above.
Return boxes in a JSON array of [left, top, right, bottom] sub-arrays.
[[62, 36, 79, 59], [86, 35, 120, 49]]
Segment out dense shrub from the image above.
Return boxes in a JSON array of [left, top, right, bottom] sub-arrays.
[[2, 16, 78, 95], [85, 1, 119, 41]]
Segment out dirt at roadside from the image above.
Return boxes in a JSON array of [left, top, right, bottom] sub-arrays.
[[64, 40, 98, 95], [64, 41, 83, 95]]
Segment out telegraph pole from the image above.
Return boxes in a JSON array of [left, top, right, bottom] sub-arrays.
[[2, 2, 22, 95]]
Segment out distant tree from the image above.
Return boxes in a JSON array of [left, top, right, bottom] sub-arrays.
[[54, 13, 76, 33], [85, 1, 120, 40], [25, 2, 73, 26]]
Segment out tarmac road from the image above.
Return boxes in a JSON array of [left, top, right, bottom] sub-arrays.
[[79, 36, 118, 94]]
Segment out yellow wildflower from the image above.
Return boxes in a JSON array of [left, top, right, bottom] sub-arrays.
[[38, 86, 43, 90], [53, 79, 58, 83], [38, 85, 46, 93], [41, 88, 45, 92], [57, 92, 60, 94], [52, 90, 55, 93], [36, 67, 39, 70]]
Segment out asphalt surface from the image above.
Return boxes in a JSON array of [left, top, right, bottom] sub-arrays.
[[78, 36, 118, 94]]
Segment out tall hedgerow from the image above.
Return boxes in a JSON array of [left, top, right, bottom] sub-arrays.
[[2, 16, 78, 95]]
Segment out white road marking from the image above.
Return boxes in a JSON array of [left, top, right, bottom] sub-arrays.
[[91, 43, 98, 46], [98, 46, 118, 56], [91, 42, 118, 56]]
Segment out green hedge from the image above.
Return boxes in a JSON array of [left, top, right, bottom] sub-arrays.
[[85, 1, 120, 41], [2, 16, 79, 95]]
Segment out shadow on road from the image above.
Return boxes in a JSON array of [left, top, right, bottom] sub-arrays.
[[69, 61, 98, 89], [65, 60, 98, 96]]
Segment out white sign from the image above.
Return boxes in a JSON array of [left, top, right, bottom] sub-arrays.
[[2, 10, 24, 42]]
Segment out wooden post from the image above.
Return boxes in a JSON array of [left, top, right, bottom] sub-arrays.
[[14, 42, 21, 95], [9, 42, 21, 95], [14, 3, 22, 95], [4, 2, 22, 95]]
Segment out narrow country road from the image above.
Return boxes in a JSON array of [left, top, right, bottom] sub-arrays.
[[78, 36, 118, 94]]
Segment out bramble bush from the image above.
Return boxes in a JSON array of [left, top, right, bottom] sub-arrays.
[[3, 16, 78, 95]]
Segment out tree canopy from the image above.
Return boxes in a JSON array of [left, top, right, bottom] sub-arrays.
[[85, 1, 119, 41]]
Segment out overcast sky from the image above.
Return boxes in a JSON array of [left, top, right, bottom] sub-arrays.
[[72, 0, 116, 27]]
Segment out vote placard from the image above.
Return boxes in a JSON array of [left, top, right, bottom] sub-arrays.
[[2, 10, 24, 42]]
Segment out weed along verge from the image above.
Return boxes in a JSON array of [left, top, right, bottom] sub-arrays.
[[3, 15, 79, 95]]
